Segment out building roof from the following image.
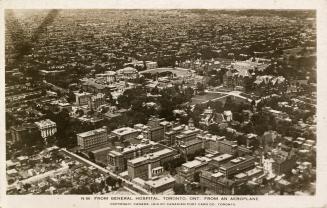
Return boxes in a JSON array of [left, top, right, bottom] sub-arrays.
[[90, 146, 111, 154], [212, 154, 233, 162], [112, 127, 138, 136], [246, 167, 263, 177], [34, 119, 56, 128], [117, 67, 138, 74], [128, 148, 173, 165], [77, 127, 106, 138], [211, 172, 224, 178], [220, 155, 255, 170], [182, 159, 203, 169], [144, 176, 175, 188]]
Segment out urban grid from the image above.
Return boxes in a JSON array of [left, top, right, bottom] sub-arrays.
[[5, 9, 316, 195]]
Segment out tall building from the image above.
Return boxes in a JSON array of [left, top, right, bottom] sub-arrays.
[[127, 148, 176, 180], [219, 155, 256, 178], [200, 170, 235, 194], [271, 149, 297, 175], [178, 156, 210, 182], [146, 117, 172, 142], [34, 119, 57, 139], [200, 134, 225, 154], [77, 126, 110, 150], [107, 140, 157, 173], [217, 139, 238, 155]]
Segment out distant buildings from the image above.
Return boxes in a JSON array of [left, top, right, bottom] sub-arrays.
[[74, 91, 91, 106], [116, 67, 138, 80], [134, 117, 172, 142], [95, 71, 117, 84], [89, 93, 105, 110]]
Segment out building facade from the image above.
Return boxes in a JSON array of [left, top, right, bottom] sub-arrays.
[[34, 119, 57, 139], [76, 126, 110, 150]]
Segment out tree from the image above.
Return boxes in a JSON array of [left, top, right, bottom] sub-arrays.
[[196, 82, 205, 94], [66, 91, 76, 103], [184, 87, 194, 101], [194, 172, 201, 182], [224, 96, 234, 110], [173, 183, 186, 195]]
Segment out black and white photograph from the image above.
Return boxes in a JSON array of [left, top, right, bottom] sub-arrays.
[[1, 0, 327, 208]]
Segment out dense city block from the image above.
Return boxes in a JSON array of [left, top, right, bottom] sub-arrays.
[[5, 9, 316, 195]]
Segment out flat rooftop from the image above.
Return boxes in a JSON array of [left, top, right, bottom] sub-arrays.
[[220, 155, 255, 170], [128, 148, 173, 165], [212, 154, 233, 162], [144, 176, 175, 188], [182, 159, 203, 169], [77, 128, 106, 138]]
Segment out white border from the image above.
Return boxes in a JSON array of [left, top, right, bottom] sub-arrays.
[[1, 0, 327, 208]]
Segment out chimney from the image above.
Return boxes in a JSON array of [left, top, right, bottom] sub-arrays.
[[148, 162, 152, 180]]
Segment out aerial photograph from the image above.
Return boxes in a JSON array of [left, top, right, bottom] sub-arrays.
[[5, 9, 316, 195]]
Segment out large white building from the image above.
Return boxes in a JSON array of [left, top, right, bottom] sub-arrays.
[[34, 119, 57, 138], [77, 126, 109, 150], [116, 67, 138, 80], [95, 71, 117, 84]]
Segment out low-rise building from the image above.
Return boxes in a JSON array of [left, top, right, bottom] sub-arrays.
[[116, 67, 138, 80]]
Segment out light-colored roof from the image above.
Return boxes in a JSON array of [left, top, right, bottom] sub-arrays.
[[112, 127, 138, 136], [182, 160, 202, 169], [212, 172, 224, 178], [77, 127, 106, 138], [128, 148, 173, 164], [132, 177, 146, 186], [144, 176, 175, 188], [212, 154, 233, 162], [34, 119, 56, 128]]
